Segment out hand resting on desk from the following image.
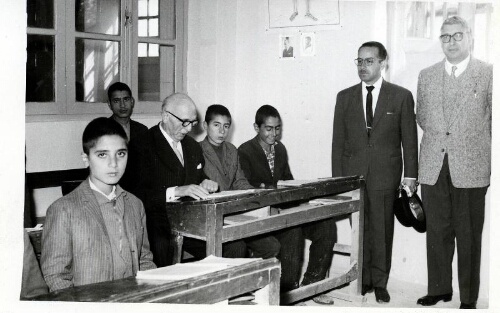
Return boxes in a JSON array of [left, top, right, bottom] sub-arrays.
[[175, 179, 219, 200]]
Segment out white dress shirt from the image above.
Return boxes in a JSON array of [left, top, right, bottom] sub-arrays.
[[445, 54, 470, 78]]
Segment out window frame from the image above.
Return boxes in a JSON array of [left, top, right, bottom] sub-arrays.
[[25, 0, 186, 117]]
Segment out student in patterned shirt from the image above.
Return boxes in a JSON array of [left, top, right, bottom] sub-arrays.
[[238, 105, 337, 304]]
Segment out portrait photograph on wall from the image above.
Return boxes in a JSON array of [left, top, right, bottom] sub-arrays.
[[300, 32, 315, 56], [268, 0, 340, 29], [279, 35, 296, 59]]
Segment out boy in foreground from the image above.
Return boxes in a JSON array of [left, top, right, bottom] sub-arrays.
[[200, 104, 280, 259], [41, 117, 156, 292], [238, 105, 336, 304]]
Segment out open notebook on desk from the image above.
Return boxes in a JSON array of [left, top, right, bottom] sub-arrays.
[[136, 256, 259, 281]]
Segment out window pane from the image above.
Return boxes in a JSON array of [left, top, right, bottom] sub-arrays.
[[27, 0, 54, 29], [26, 35, 55, 102], [75, 39, 120, 102], [138, 44, 174, 101], [161, 0, 176, 40], [75, 0, 120, 35], [149, 0, 159, 16], [405, 2, 430, 38], [138, 43, 148, 57], [149, 18, 159, 37], [138, 19, 148, 37], [149, 43, 159, 57], [138, 0, 148, 17]]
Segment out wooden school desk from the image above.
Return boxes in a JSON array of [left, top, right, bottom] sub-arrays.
[[166, 175, 365, 304], [31, 258, 281, 304]]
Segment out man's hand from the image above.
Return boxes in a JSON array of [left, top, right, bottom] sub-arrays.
[[402, 178, 418, 197], [175, 184, 210, 200], [200, 179, 218, 193]]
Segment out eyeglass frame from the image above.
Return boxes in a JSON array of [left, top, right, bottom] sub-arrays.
[[439, 32, 464, 43], [166, 110, 199, 127], [354, 57, 383, 67]]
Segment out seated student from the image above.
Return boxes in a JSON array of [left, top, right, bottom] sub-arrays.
[[238, 105, 337, 302], [107, 82, 148, 193], [41, 117, 156, 292], [200, 104, 280, 259]]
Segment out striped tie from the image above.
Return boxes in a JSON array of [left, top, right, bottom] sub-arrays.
[[451, 66, 457, 79], [172, 141, 184, 166]]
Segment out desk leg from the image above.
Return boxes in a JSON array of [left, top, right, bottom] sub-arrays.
[[205, 206, 223, 257], [350, 186, 364, 297], [171, 232, 183, 264], [255, 264, 280, 305]]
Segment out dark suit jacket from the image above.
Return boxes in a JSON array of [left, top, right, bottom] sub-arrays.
[[108, 117, 148, 194], [136, 124, 208, 212], [41, 179, 155, 292], [283, 47, 293, 58], [200, 137, 253, 191], [331, 80, 418, 190], [238, 135, 293, 188]]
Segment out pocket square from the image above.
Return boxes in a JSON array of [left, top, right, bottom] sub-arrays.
[[197, 163, 203, 169], [387, 112, 394, 115]]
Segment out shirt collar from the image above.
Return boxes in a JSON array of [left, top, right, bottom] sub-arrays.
[[362, 76, 383, 90], [445, 54, 470, 77], [159, 122, 178, 147], [89, 178, 117, 201]]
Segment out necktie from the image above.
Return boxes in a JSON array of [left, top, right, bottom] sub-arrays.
[[451, 66, 457, 79], [172, 141, 184, 166], [366, 86, 375, 136]]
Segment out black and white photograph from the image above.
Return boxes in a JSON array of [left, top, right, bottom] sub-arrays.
[[300, 32, 315, 56], [2, 1, 499, 313], [280, 35, 296, 58]]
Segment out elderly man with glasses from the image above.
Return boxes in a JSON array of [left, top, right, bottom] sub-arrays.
[[136, 93, 246, 267], [416, 16, 492, 310], [332, 41, 418, 304]]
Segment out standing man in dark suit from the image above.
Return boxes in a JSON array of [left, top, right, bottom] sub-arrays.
[[416, 16, 492, 310], [107, 82, 148, 193], [331, 41, 418, 303], [137, 93, 246, 267]]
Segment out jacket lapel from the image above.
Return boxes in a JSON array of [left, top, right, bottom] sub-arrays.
[[351, 83, 369, 137], [372, 80, 390, 130], [151, 125, 183, 171], [251, 136, 273, 181], [201, 138, 226, 177], [447, 58, 478, 127], [79, 180, 109, 236]]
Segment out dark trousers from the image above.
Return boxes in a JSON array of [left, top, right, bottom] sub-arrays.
[[301, 219, 337, 285], [273, 219, 337, 290], [183, 237, 247, 260], [246, 235, 281, 259], [362, 186, 397, 288], [422, 155, 487, 304]]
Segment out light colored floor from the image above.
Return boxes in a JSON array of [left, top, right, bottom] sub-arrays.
[[293, 278, 488, 309]]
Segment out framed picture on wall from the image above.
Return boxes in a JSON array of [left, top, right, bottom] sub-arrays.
[[300, 32, 315, 56], [279, 35, 296, 59], [268, 0, 340, 29]]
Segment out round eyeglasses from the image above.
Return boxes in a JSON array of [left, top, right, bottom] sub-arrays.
[[354, 58, 382, 67], [166, 111, 199, 127], [439, 32, 464, 43]]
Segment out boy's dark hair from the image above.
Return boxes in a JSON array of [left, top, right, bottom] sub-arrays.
[[359, 41, 388, 61], [205, 104, 231, 123], [255, 105, 281, 127], [82, 117, 128, 154], [107, 82, 132, 101]]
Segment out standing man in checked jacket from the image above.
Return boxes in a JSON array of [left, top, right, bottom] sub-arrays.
[[416, 16, 493, 310]]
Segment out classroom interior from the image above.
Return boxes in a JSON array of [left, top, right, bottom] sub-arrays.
[[2, 0, 500, 311]]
